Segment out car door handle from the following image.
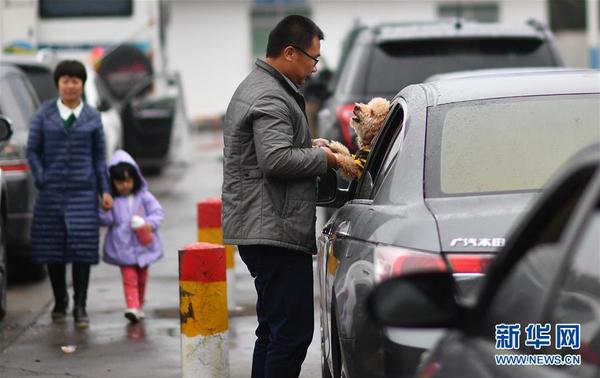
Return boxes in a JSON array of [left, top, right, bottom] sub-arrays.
[[333, 221, 351, 237]]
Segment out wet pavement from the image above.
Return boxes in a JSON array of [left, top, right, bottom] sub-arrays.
[[0, 131, 321, 377]]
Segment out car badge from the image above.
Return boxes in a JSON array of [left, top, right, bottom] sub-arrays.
[[450, 238, 505, 248]]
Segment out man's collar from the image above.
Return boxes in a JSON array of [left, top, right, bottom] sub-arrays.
[[255, 59, 301, 95]]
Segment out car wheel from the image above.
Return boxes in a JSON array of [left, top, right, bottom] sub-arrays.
[[0, 216, 7, 320]]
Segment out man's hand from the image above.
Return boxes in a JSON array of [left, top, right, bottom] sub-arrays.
[[312, 138, 330, 148], [101, 193, 114, 211], [321, 146, 338, 169]]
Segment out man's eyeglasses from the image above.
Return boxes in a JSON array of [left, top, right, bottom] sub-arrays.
[[291, 45, 319, 66]]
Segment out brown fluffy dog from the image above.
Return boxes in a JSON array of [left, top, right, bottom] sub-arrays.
[[328, 97, 391, 181]]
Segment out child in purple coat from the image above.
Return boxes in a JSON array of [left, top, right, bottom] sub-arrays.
[[99, 150, 164, 322]]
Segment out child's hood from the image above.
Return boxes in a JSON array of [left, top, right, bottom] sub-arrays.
[[108, 149, 148, 190]]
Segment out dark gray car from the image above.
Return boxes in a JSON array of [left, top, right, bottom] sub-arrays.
[[368, 142, 600, 378], [317, 19, 564, 151], [0, 63, 42, 277], [317, 69, 600, 378], [0, 117, 14, 320]]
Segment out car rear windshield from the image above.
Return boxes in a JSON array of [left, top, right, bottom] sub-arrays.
[[425, 94, 600, 197], [365, 38, 557, 95]]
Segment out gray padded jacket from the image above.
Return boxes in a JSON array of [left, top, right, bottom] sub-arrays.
[[222, 59, 328, 253]]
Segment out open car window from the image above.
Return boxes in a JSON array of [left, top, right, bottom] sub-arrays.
[[354, 101, 405, 200]]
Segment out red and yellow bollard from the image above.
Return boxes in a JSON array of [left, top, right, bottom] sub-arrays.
[[197, 198, 236, 310], [179, 242, 229, 377]]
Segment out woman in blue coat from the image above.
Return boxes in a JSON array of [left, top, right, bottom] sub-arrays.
[[26, 60, 113, 328]]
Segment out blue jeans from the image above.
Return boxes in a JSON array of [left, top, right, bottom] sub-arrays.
[[238, 245, 314, 378]]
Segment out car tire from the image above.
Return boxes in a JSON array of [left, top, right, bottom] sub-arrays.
[[0, 216, 7, 320]]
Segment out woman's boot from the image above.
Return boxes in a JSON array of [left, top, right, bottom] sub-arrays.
[[72, 263, 90, 328], [47, 263, 68, 322]]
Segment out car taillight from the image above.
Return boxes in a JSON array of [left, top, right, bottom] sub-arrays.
[[336, 104, 356, 149], [0, 162, 29, 172], [418, 361, 441, 378], [446, 254, 495, 274], [374, 245, 447, 282]]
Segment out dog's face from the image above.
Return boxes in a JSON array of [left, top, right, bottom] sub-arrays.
[[349, 97, 391, 148]]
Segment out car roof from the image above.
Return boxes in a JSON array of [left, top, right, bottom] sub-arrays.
[[370, 19, 549, 44], [412, 69, 600, 106], [424, 67, 586, 82]]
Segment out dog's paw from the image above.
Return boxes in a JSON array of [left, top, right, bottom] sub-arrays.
[[335, 153, 361, 182], [329, 141, 351, 156]]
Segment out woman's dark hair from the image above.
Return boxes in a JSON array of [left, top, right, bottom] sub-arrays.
[[109, 162, 142, 194], [266, 15, 324, 58], [53, 60, 87, 86]]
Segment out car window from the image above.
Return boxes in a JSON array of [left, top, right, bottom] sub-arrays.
[[549, 210, 600, 371], [371, 101, 407, 197], [0, 74, 37, 131], [354, 102, 404, 199], [479, 163, 598, 332], [366, 38, 556, 95], [425, 94, 600, 197]]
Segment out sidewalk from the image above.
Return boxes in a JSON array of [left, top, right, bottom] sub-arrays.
[[0, 253, 321, 377]]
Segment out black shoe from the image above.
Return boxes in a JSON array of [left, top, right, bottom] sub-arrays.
[[51, 296, 68, 323], [73, 306, 89, 328]]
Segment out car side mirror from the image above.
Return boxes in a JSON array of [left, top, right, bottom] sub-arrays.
[[303, 68, 334, 102], [367, 272, 462, 328], [317, 169, 350, 208], [0, 116, 14, 142]]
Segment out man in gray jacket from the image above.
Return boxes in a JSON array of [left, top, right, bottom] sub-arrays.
[[222, 15, 337, 378]]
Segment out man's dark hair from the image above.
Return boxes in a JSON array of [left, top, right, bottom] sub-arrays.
[[109, 162, 143, 195], [53, 60, 87, 86], [266, 15, 324, 58]]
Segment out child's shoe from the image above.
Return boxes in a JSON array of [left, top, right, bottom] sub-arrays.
[[138, 310, 145, 319], [124, 308, 141, 323]]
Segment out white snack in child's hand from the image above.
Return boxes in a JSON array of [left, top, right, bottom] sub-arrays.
[[131, 215, 145, 229]]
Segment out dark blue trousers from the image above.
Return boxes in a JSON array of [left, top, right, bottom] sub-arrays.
[[238, 245, 314, 378]]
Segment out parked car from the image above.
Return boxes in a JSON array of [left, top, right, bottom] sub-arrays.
[[368, 142, 600, 378], [0, 116, 14, 320], [1, 54, 123, 160], [317, 69, 600, 378], [317, 19, 564, 151], [0, 63, 41, 276]]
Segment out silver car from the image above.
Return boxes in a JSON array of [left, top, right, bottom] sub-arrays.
[[317, 69, 600, 378]]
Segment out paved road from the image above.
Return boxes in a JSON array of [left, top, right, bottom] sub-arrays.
[[0, 131, 322, 377]]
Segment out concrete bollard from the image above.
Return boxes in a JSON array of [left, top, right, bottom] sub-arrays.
[[179, 242, 229, 378], [197, 198, 237, 311]]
